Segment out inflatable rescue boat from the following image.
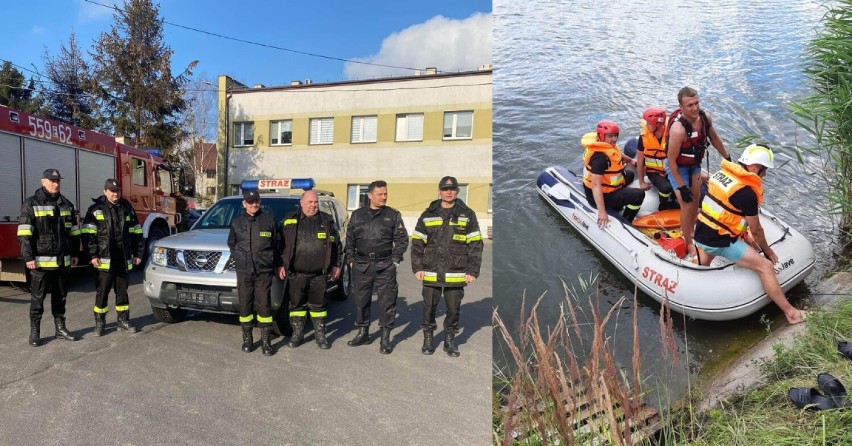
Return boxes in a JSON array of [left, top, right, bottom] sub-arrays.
[[536, 165, 815, 321]]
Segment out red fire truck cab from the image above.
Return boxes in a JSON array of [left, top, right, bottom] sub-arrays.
[[0, 105, 189, 282]]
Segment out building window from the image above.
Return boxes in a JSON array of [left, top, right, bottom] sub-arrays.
[[458, 184, 469, 203], [132, 159, 147, 186], [270, 120, 292, 145], [347, 184, 370, 210], [443, 111, 473, 140], [233, 122, 254, 146], [207, 186, 216, 196], [205, 169, 216, 179], [395, 113, 424, 142], [351, 115, 377, 143], [309, 117, 334, 145]]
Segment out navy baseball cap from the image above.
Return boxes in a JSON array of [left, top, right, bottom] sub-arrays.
[[438, 176, 459, 190], [104, 179, 120, 191], [42, 169, 63, 180], [243, 189, 260, 201]]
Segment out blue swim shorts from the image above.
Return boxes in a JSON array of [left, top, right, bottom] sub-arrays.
[[664, 163, 701, 190], [695, 238, 748, 262]]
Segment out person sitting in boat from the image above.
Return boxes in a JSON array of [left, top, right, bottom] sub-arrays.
[[637, 108, 679, 211], [694, 144, 806, 324], [583, 120, 647, 229], [666, 87, 733, 258]]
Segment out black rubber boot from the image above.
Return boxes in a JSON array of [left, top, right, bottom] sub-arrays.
[[622, 207, 640, 223], [379, 327, 393, 355], [54, 317, 78, 341], [314, 317, 330, 349], [261, 326, 274, 356], [347, 326, 371, 346], [288, 316, 306, 348], [29, 318, 40, 347], [241, 325, 254, 353], [421, 329, 435, 355], [116, 311, 138, 333], [93, 313, 106, 337], [443, 332, 460, 357]]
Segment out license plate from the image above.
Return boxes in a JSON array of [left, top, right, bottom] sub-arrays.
[[177, 290, 219, 306]]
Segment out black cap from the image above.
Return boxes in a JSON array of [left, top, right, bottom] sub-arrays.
[[104, 178, 120, 191], [438, 176, 459, 190], [42, 169, 63, 180], [243, 189, 260, 201]]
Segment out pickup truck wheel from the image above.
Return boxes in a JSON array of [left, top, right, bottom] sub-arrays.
[[151, 306, 187, 323], [330, 264, 350, 301]]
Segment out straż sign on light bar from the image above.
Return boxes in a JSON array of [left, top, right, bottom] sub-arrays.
[[258, 179, 291, 189]]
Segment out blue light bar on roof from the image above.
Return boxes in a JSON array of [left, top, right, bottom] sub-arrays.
[[240, 178, 315, 191]]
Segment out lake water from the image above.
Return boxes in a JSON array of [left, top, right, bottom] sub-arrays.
[[492, 0, 836, 402]]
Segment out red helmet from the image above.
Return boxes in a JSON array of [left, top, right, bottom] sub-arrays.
[[596, 120, 620, 141], [643, 108, 666, 127]]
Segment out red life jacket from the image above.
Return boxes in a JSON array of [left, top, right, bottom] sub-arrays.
[[667, 108, 710, 167]]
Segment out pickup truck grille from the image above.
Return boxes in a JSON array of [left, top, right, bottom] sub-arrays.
[[184, 250, 222, 271], [225, 257, 235, 271], [164, 249, 225, 272]]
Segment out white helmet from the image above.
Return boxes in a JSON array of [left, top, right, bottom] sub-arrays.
[[738, 143, 775, 168]]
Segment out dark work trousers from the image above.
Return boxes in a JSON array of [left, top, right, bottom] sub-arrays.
[[421, 286, 464, 333], [95, 260, 129, 313], [237, 272, 272, 326], [29, 268, 69, 323], [288, 272, 328, 317], [351, 262, 398, 328]]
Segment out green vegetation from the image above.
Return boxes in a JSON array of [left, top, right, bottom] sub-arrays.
[[790, 0, 852, 237]]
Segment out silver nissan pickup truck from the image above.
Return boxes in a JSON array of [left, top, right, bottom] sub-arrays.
[[143, 179, 349, 334]]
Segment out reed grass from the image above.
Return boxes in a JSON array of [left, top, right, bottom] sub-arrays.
[[789, 0, 852, 238]]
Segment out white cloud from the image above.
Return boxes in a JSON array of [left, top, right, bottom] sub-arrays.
[[77, 0, 121, 22], [345, 12, 492, 80]]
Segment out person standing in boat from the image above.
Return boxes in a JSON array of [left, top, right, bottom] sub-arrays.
[[637, 108, 679, 211], [694, 144, 806, 325], [583, 120, 647, 229], [666, 87, 732, 257]]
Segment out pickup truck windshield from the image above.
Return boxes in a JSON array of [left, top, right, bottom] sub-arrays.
[[193, 197, 300, 229]]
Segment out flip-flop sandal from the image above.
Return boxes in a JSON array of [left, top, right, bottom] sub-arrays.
[[788, 387, 836, 411], [818, 373, 849, 407], [838, 341, 852, 360]]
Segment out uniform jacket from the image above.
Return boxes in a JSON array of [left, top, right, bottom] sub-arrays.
[[411, 199, 483, 287], [344, 205, 408, 271], [17, 187, 80, 269], [280, 210, 341, 273], [227, 210, 282, 274], [81, 196, 144, 271]]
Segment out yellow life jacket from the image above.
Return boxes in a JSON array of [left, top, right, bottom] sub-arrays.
[[697, 160, 764, 237], [583, 141, 626, 192], [640, 119, 668, 175]]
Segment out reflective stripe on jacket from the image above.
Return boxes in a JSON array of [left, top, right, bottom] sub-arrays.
[[697, 160, 764, 238], [411, 199, 483, 288], [582, 141, 626, 192]]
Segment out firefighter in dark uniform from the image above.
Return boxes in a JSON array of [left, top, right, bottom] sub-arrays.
[[280, 190, 341, 349], [411, 176, 484, 357], [18, 168, 81, 346], [81, 179, 144, 336], [345, 180, 409, 354], [227, 189, 283, 356]]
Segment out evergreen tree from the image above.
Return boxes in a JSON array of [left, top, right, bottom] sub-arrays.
[[42, 32, 100, 129], [0, 61, 43, 113], [90, 0, 195, 157]]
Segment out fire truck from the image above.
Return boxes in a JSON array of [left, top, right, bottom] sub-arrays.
[[0, 105, 188, 282]]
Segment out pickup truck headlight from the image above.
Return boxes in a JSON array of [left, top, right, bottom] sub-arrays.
[[151, 247, 167, 266]]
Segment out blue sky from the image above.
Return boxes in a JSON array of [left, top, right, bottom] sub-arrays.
[[1, 0, 492, 90]]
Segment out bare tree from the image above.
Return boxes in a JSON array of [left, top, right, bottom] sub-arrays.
[[174, 74, 217, 206]]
